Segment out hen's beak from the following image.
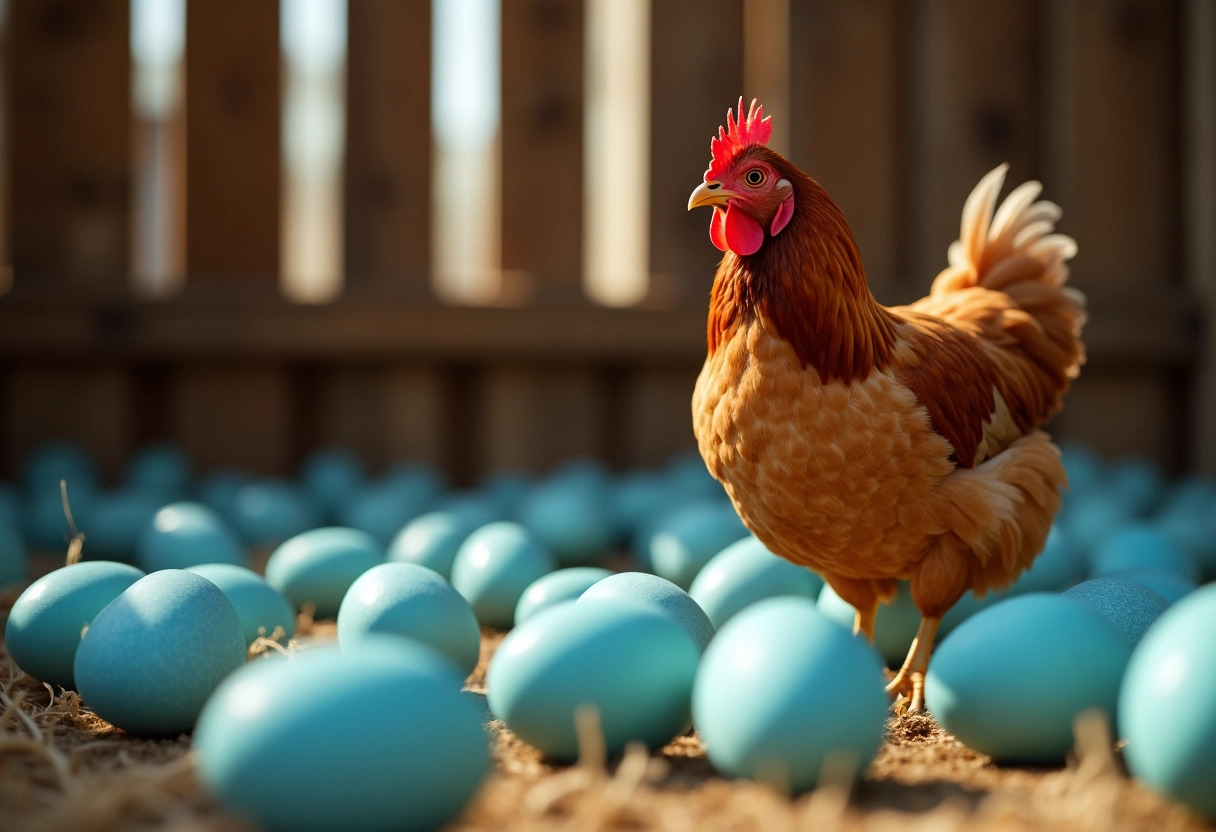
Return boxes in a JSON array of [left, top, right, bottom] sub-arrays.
[[688, 180, 737, 211]]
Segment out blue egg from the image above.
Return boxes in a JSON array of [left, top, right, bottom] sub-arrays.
[[383, 460, 448, 494], [664, 452, 724, 501], [1120, 584, 1216, 818], [515, 566, 613, 625], [0, 521, 28, 588], [1057, 439, 1104, 497], [645, 501, 749, 589], [299, 447, 367, 521], [432, 492, 505, 530], [1105, 457, 1166, 517], [137, 502, 245, 572], [519, 480, 615, 567], [22, 485, 96, 553], [580, 571, 715, 652], [195, 640, 489, 832], [74, 570, 246, 735], [818, 581, 921, 664], [688, 536, 823, 629], [609, 471, 668, 541], [1091, 523, 1199, 583], [386, 511, 477, 580], [1060, 490, 1133, 557], [337, 476, 437, 547], [0, 481, 22, 528], [693, 597, 887, 792], [124, 442, 192, 499], [925, 594, 1131, 763], [265, 527, 382, 618], [78, 489, 170, 562], [546, 458, 612, 493], [1063, 578, 1169, 648], [187, 563, 296, 646], [5, 561, 145, 689], [629, 492, 700, 569], [338, 562, 482, 676], [937, 587, 1013, 638], [21, 440, 101, 495], [1115, 568, 1198, 605], [487, 600, 700, 761], [1155, 486, 1216, 581], [1012, 526, 1086, 593], [230, 479, 323, 548], [479, 469, 535, 518], [196, 469, 254, 524], [450, 522, 556, 628]]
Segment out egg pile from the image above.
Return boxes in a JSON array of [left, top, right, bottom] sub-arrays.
[[2, 438, 1216, 825]]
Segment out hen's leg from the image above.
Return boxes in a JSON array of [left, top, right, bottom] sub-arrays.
[[884, 617, 940, 713], [824, 576, 894, 646]]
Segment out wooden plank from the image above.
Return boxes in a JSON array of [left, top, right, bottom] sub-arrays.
[[7, 0, 130, 284], [619, 366, 700, 469], [500, 0, 585, 300], [1054, 370, 1184, 471], [648, 0, 744, 305], [185, 1, 281, 278], [904, 0, 1040, 295], [344, 0, 432, 293], [481, 367, 604, 472], [172, 365, 292, 474], [788, 0, 900, 301]]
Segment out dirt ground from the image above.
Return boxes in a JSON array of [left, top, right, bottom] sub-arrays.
[[2, 564, 1213, 832]]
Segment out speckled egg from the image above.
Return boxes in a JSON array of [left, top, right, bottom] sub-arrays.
[[5, 560, 145, 689], [124, 442, 191, 498], [386, 510, 476, 580], [925, 593, 1131, 763], [450, 522, 556, 628], [1091, 523, 1198, 583], [818, 580, 922, 664], [487, 599, 700, 761], [299, 446, 367, 521], [580, 571, 715, 651], [519, 480, 615, 566], [688, 536, 823, 629], [1063, 578, 1169, 648], [337, 562, 481, 676], [78, 489, 168, 562], [1012, 526, 1086, 593], [137, 502, 245, 572], [515, 566, 613, 625], [693, 597, 888, 792], [645, 500, 749, 589], [230, 479, 323, 548], [0, 521, 28, 588], [1115, 568, 1197, 605], [74, 570, 246, 735], [264, 527, 383, 618], [195, 639, 490, 832], [186, 563, 296, 646], [1119, 584, 1216, 819]]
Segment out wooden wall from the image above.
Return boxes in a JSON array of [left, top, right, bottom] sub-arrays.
[[0, 0, 1212, 483]]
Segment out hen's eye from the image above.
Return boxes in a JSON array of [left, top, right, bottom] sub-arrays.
[[745, 169, 765, 186]]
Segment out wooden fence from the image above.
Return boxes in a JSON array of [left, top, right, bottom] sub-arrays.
[[0, 0, 1213, 483]]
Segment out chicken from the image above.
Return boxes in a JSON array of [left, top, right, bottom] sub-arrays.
[[687, 99, 1085, 712]]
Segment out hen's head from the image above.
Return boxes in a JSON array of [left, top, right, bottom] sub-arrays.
[[687, 98, 795, 257]]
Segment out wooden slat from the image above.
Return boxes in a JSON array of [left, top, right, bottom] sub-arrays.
[[185, 1, 281, 277], [649, 0, 744, 305], [500, 0, 585, 300], [344, 0, 432, 292], [172, 365, 292, 473], [482, 367, 604, 472], [620, 367, 700, 468], [1053, 370, 1184, 470], [788, 0, 901, 301], [7, 0, 130, 284], [904, 0, 1040, 293]]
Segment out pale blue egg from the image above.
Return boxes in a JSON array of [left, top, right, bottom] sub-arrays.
[[1119, 584, 1216, 819], [78, 489, 169, 562], [664, 452, 724, 501], [336, 475, 438, 546], [5, 561, 144, 689], [693, 597, 887, 792], [580, 571, 715, 652], [487, 599, 700, 761], [74, 570, 246, 735], [433, 492, 505, 530], [21, 485, 96, 552], [265, 527, 383, 618], [818, 581, 921, 664], [646, 501, 749, 589], [629, 492, 700, 569], [337, 562, 481, 676], [230, 479, 323, 548], [546, 458, 612, 493], [196, 469, 254, 525], [186, 563, 296, 646], [299, 447, 367, 521], [515, 566, 613, 625], [1155, 482, 1216, 580], [1012, 526, 1086, 593], [1115, 568, 1197, 605], [479, 469, 534, 518], [937, 587, 1013, 638], [386, 510, 477, 580], [610, 471, 668, 541], [519, 480, 614, 566], [688, 536, 823, 629], [124, 442, 191, 499], [0, 482, 19, 530], [1057, 439, 1104, 498], [137, 502, 245, 572], [0, 521, 28, 588], [1063, 578, 1169, 648], [21, 440, 100, 495], [450, 522, 555, 628], [1060, 489, 1132, 557], [1091, 523, 1198, 583], [925, 593, 1131, 763], [1105, 457, 1166, 516], [195, 639, 489, 832]]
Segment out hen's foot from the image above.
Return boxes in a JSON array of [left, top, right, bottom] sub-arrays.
[[884, 669, 926, 714]]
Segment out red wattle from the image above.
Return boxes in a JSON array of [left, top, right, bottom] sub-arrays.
[[724, 204, 764, 256], [771, 194, 795, 237], [710, 208, 728, 252]]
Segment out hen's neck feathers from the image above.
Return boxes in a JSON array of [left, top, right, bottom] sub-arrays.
[[708, 170, 898, 384]]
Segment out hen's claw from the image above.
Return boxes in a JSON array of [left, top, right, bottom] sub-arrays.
[[884, 669, 926, 714]]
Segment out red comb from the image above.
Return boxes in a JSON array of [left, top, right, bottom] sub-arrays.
[[706, 97, 772, 180]]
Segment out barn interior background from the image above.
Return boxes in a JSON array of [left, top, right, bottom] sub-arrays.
[[0, 0, 1212, 485]]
